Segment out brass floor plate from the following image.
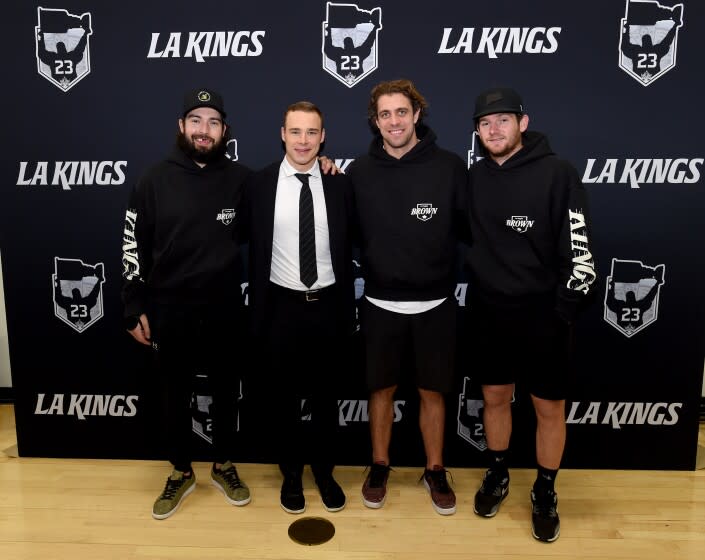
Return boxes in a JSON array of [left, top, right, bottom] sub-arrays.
[[288, 517, 335, 545]]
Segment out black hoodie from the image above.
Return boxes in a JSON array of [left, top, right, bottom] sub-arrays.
[[121, 147, 251, 318], [347, 125, 470, 301], [465, 131, 596, 322]]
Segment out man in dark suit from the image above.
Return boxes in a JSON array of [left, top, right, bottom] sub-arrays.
[[242, 101, 355, 514]]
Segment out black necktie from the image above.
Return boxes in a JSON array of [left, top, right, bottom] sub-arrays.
[[295, 173, 318, 288]]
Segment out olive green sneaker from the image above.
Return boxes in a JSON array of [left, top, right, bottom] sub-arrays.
[[152, 469, 196, 520], [211, 461, 251, 506]]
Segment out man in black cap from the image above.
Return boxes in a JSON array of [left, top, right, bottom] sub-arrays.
[[465, 87, 597, 542], [122, 88, 252, 519]]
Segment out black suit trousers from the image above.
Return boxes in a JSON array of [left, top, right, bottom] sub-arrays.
[[264, 283, 345, 475]]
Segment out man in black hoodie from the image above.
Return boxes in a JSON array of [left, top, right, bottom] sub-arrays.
[[466, 87, 596, 542], [121, 89, 252, 519], [347, 79, 471, 516]]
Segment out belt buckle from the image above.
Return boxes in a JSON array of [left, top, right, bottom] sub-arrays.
[[305, 289, 320, 302]]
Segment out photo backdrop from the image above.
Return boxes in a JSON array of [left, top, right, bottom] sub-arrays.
[[2, 0, 704, 469]]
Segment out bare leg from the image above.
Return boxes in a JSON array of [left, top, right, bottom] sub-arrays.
[[482, 384, 514, 450], [532, 396, 566, 469], [369, 385, 397, 465], [418, 388, 445, 468]]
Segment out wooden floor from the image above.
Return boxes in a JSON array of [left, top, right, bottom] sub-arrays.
[[1, 404, 704, 560]]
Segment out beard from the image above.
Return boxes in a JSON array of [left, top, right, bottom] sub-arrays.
[[482, 134, 522, 160], [176, 130, 227, 165]]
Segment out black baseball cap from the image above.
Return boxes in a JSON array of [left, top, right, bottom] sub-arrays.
[[182, 88, 226, 119], [473, 87, 524, 119]]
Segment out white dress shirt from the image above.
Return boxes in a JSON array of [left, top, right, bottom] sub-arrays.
[[270, 158, 335, 291]]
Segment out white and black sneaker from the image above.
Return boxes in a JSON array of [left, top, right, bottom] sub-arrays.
[[531, 489, 560, 542], [473, 468, 509, 517]]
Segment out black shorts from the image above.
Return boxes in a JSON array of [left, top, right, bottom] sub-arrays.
[[362, 297, 456, 393], [467, 298, 574, 401]]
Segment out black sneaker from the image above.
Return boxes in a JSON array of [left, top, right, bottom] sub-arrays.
[[473, 468, 509, 518], [531, 489, 560, 542], [315, 475, 346, 512], [280, 471, 305, 514]]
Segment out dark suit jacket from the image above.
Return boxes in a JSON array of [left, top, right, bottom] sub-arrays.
[[241, 161, 355, 338]]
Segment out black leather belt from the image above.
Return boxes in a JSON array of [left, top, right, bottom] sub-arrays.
[[270, 282, 335, 302]]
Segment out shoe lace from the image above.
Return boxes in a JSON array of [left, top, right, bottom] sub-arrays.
[[532, 491, 557, 517], [366, 464, 391, 488], [159, 477, 185, 500], [220, 466, 243, 490], [481, 469, 508, 496], [422, 468, 453, 493]]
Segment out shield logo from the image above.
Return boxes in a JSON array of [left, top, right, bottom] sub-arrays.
[[301, 398, 312, 422], [322, 3, 383, 88], [604, 258, 665, 337], [191, 390, 215, 443], [457, 376, 487, 451], [191, 377, 243, 443], [467, 131, 484, 168], [508, 215, 532, 233], [52, 257, 104, 332], [618, 1, 683, 86], [414, 203, 436, 222], [35, 7, 93, 92], [226, 138, 239, 162], [217, 208, 236, 225]]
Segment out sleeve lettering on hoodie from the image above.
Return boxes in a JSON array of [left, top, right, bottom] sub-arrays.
[[566, 208, 596, 294], [122, 208, 142, 282]]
